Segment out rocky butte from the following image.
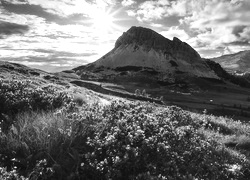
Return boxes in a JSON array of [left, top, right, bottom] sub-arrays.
[[74, 26, 219, 83]]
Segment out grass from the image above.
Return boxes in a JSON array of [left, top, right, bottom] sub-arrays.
[[1, 78, 250, 179], [224, 135, 250, 150], [1, 109, 91, 179], [1, 101, 250, 179]]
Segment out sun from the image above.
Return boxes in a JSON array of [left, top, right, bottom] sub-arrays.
[[91, 9, 116, 33]]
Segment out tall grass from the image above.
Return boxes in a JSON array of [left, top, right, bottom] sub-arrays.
[[1, 108, 92, 179], [1, 79, 250, 179]]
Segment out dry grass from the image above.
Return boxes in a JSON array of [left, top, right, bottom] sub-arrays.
[[224, 135, 250, 150], [192, 112, 250, 163]]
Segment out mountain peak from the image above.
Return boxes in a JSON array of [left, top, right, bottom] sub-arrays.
[[78, 26, 218, 79], [115, 26, 172, 50], [173, 37, 182, 43], [114, 27, 200, 61]]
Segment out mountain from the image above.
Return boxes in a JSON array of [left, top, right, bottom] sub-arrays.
[[211, 50, 250, 73], [74, 26, 219, 84]]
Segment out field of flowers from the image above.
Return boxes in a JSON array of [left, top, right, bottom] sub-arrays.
[[0, 79, 250, 180]]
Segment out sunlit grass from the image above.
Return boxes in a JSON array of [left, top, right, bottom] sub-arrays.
[[1, 79, 250, 179]]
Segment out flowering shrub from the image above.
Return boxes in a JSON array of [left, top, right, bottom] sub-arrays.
[[0, 79, 71, 131], [82, 101, 249, 180], [0, 79, 71, 114], [0, 89, 250, 180], [0, 167, 27, 180]]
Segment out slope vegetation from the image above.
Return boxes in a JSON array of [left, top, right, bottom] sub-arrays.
[[0, 63, 250, 179]]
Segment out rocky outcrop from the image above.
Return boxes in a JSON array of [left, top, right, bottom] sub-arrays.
[[75, 26, 219, 80], [89, 26, 218, 79], [115, 26, 172, 50], [114, 26, 201, 64]]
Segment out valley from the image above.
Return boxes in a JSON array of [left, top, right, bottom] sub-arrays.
[[71, 26, 250, 122], [69, 76, 250, 122]]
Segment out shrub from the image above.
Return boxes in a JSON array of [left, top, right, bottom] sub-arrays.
[[73, 94, 86, 106], [0, 167, 27, 180], [0, 101, 103, 179], [1, 98, 250, 179], [141, 89, 146, 96], [0, 79, 71, 131], [135, 89, 140, 96], [83, 101, 248, 180]]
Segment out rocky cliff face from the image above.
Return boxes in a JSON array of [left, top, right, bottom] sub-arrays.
[[115, 26, 201, 64], [75, 26, 219, 81]]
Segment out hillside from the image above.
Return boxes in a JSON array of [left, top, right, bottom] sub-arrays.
[[1, 62, 250, 179], [72, 27, 250, 122], [0, 61, 116, 106], [211, 50, 250, 73]]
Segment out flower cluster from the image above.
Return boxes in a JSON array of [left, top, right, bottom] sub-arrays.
[[0, 166, 27, 180], [81, 101, 248, 180]]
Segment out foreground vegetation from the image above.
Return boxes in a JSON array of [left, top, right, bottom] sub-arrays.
[[0, 79, 250, 179]]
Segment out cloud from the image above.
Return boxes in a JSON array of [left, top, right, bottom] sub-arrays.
[[0, 48, 95, 72], [160, 26, 189, 41], [0, 21, 29, 36], [167, 0, 187, 16], [2, 0, 27, 5], [127, 0, 170, 22], [1, 0, 91, 25], [171, 0, 250, 56], [126, 0, 191, 22], [184, 0, 250, 29], [0, 0, 122, 71], [23, 0, 118, 19], [150, 23, 163, 28], [239, 26, 250, 41], [232, 25, 247, 37], [121, 0, 136, 7], [126, 9, 136, 16]]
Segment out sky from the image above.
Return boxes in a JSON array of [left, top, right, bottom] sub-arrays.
[[0, 0, 250, 72]]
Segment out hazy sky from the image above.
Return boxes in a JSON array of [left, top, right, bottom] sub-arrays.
[[1, 0, 250, 72]]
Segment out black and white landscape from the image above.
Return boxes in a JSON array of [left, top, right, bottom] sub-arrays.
[[1, 0, 250, 180]]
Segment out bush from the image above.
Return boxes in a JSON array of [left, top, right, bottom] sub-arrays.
[[0, 167, 27, 180], [83, 101, 248, 180], [0, 79, 71, 114], [0, 101, 102, 179], [1, 96, 250, 179], [73, 94, 86, 106], [0, 79, 71, 131], [135, 89, 140, 96]]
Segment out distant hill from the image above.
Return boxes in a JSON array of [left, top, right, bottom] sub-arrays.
[[74, 26, 219, 86], [0, 61, 45, 77], [211, 50, 250, 73]]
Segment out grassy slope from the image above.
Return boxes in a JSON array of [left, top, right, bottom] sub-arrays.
[[1, 62, 250, 179], [93, 78, 250, 121]]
